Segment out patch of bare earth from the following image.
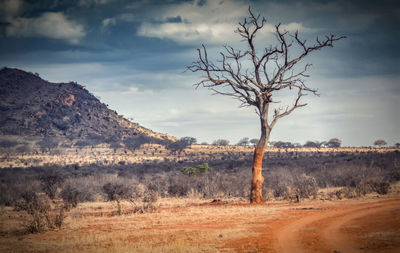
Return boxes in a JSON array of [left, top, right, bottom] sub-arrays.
[[275, 198, 400, 253], [0, 197, 399, 252]]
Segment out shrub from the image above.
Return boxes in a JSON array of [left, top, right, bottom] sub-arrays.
[[138, 190, 159, 213], [102, 182, 132, 215], [0, 178, 41, 206], [168, 183, 190, 197], [181, 163, 213, 176], [60, 184, 81, 210], [273, 184, 290, 199], [14, 190, 66, 233], [341, 187, 357, 198], [293, 174, 318, 200], [38, 166, 65, 199], [356, 178, 390, 196], [371, 181, 390, 195]]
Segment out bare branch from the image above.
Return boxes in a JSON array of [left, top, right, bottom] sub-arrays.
[[187, 7, 345, 132], [186, 7, 345, 204], [270, 88, 307, 129]]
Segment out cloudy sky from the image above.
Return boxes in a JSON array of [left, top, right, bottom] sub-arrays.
[[0, 0, 399, 146]]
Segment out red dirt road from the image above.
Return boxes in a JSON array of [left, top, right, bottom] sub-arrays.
[[274, 198, 400, 253], [1, 197, 399, 252]]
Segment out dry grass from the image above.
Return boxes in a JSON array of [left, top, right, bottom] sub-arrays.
[[1, 144, 397, 168], [0, 198, 282, 253], [2, 189, 400, 253]]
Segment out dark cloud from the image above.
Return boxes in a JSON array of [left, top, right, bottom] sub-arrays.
[[0, 0, 398, 146]]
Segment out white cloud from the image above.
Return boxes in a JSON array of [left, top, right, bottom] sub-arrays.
[[5, 12, 85, 44], [136, 0, 315, 45], [98, 13, 135, 32], [102, 18, 116, 27], [280, 22, 314, 33], [138, 22, 238, 45], [136, 0, 245, 45], [101, 17, 116, 32]]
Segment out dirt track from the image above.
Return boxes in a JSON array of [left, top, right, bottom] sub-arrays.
[[1, 197, 399, 252], [274, 198, 400, 253]]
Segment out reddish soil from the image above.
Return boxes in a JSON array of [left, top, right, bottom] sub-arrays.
[[1, 197, 399, 252], [226, 198, 400, 252]]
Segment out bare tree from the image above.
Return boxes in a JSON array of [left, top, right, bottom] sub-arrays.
[[187, 8, 345, 203]]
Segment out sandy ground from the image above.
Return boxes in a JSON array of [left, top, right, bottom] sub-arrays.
[[275, 198, 400, 253], [0, 196, 399, 252]]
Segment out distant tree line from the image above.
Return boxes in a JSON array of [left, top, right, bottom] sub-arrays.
[[225, 138, 398, 148], [229, 137, 343, 148], [167, 137, 398, 149]]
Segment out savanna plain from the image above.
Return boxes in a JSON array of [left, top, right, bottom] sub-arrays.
[[1, 146, 399, 252]]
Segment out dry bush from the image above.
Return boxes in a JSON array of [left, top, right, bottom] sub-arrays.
[[61, 173, 139, 202], [102, 182, 132, 215], [0, 178, 41, 206], [1, 150, 398, 207], [273, 184, 291, 200], [168, 181, 190, 197], [262, 168, 319, 201], [130, 190, 159, 214], [342, 187, 358, 198], [60, 184, 81, 210], [263, 167, 295, 200], [38, 166, 65, 199], [293, 174, 318, 200], [355, 178, 390, 196], [14, 190, 66, 233], [372, 181, 390, 194]]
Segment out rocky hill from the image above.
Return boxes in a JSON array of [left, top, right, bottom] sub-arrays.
[[0, 67, 175, 152]]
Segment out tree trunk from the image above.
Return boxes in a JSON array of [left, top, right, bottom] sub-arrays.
[[116, 199, 122, 215], [250, 114, 269, 204]]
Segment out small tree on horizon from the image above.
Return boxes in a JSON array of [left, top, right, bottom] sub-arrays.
[[212, 139, 230, 146], [273, 141, 294, 148], [187, 7, 345, 203], [374, 139, 387, 147], [326, 138, 342, 148], [303, 141, 321, 148], [237, 137, 250, 146], [167, 136, 197, 154]]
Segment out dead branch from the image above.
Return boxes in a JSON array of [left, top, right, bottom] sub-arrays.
[[187, 7, 345, 130]]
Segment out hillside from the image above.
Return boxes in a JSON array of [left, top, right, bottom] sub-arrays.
[[0, 67, 175, 152]]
